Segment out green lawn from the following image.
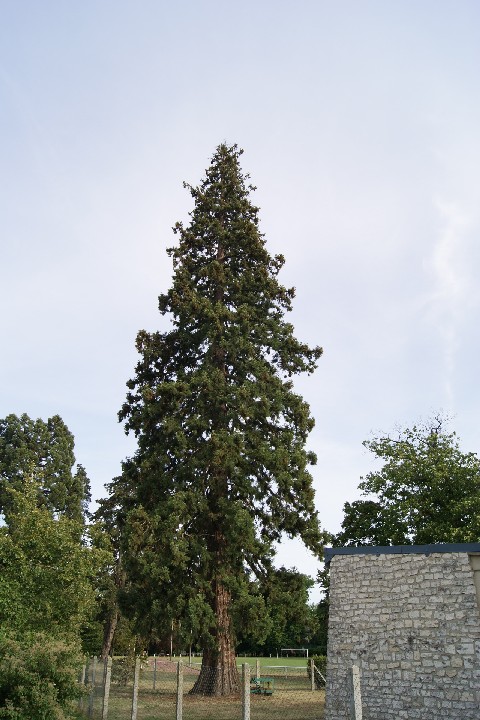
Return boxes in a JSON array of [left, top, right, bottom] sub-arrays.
[[184, 656, 310, 669], [234, 656, 311, 668]]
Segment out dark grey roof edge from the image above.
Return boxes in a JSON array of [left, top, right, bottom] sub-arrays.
[[324, 543, 480, 565]]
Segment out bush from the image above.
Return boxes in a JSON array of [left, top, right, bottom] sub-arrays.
[[111, 651, 137, 686], [307, 655, 327, 688], [0, 631, 84, 720]]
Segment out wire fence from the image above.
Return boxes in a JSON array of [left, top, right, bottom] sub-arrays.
[[78, 656, 325, 720]]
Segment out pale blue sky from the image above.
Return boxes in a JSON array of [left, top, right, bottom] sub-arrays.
[[2, 1, 480, 592]]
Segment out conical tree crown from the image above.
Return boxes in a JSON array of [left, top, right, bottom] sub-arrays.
[[118, 144, 322, 654], [121, 143, 322, 546]]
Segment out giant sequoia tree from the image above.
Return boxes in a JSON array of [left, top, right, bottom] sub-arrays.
[[119, 144, 323, 695]]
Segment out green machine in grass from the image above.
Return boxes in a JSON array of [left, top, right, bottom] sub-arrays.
[[250, 677, 274, 696]]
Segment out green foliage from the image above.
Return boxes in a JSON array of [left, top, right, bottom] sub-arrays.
[[307, 655, 327, 688], [0, 631, 83, 720], [111, 650, 137, 687], [110, 615, 137, 656], [238, 568, 318, 654], [0, 413, 91, 523], [309, 598, 328, 656], [115, 144, 323, 662], [90, 486, 134, 657], [336, 417, 480, 546], [79, 620, 103, 657], [0, 480, 100, 637], [231, 581, 271, 652], [0, 478, 104, 719]]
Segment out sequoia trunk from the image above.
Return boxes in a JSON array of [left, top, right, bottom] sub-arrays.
[[189, 235, 239, 696], [189, 581, 239, 695]]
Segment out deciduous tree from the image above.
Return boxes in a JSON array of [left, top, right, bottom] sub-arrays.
[[0, 413, 91, 523], [336, 417, 480, 546], [237, 567, 318, 655], [91, 480, 129, 659], [0, 479, 103, 719]]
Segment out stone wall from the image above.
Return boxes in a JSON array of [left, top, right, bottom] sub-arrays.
[[325, 549, 480, 719]]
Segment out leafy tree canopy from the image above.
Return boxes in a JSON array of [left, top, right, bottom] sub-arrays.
[[0, 478, 105, 720], [0, 631, 84, 720], [0, 413, 91, 523], [236, 567, 318, 655], [336, 417, 480, 547], [0, 479, 101, 638]]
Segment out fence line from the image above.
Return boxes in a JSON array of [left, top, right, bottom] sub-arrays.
[[242, 663, 250, 720], [79, 656, 325, 720], [101, 657, 112, 720], [88, 656, 97, 719], [78, 661, 87, 713], [131, 656, 140, 720], [175, 661, 183, 720]]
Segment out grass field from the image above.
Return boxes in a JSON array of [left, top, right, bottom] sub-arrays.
[[88, 687, 325, 720], [179, 656, 310, 670], [236, 656, 311, 668]]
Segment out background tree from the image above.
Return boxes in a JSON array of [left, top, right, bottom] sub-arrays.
[[0, 480, 99, 637], [118, 143, 323, 695], [236, 567, 318, 656], [0, 413, 91, 523], [336, 417, 480, 546], [90, 475, 131, 659], [0, 478, 103, 719], [310, 597, 329, 656]]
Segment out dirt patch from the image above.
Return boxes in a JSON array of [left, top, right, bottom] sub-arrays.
[[147, 658, 201, 675]]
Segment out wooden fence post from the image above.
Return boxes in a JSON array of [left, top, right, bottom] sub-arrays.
[[255, 658, 260, 680], [349, 665, 362, 720], [242, 663, 250, 720], [78, 660, 87, 711], [88, 657, 97, 719], [176, 661, 183, 720], [131, 657, 141, 720], [101, 657, 112, 720], [310, 658, 315, 692]]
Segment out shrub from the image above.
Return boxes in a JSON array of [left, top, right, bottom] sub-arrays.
[[0, 631, 84, 720], [307, 655, 327, 688]]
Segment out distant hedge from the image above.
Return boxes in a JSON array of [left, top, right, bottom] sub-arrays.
[[307, 655, 327, 688]]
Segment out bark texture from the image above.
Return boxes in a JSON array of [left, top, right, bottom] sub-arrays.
[[101, 606, 119, 660], [190, 582, 239, 695]]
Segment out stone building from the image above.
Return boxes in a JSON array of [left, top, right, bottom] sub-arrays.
[[325, 544, 480, 719]]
